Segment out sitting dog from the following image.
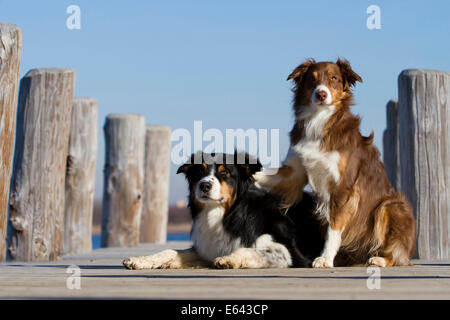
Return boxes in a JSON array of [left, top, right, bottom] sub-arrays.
[[123, 152, 323, 269], [254, 58, 416, 267]]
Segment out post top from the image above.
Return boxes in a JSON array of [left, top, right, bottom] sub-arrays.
[[146, 125, 171, 132], [0, 22, 22, 33], [387, 99, 398, 104], [24, 68, 76, 77], [400, 69, 450, 77], [106, 113, 145, 120]]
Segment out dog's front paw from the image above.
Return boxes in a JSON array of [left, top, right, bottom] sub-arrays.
[[252, 170, 271, 187], [123, 257, 147, 270], [214, 256, 240, 269], [312, 256, 333, 268], [123, 249, 178, 270], [368, 257, 387, 267]]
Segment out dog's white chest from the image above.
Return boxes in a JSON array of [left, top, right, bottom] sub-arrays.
[[289, 105, 341, 220], [191, 206, 242, 262]]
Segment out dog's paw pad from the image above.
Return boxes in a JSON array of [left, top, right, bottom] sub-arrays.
[[312, 257, 333, 268]]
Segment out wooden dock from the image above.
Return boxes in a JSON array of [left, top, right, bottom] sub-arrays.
[[1, 241, 450, 299]]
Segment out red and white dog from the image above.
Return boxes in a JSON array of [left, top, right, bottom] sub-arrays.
[[255, 58, 416, 267]]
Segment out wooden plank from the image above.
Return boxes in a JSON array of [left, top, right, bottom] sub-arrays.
[[1, 243, 450, 299], [9, 68, 76, 261], [140, 125, 171, 243], [382, 99, 400, 191], [101, 114, 146, 247], [63, 98, 98, 255], [398, 69, 450, 260], [0, 23, 22, 261]]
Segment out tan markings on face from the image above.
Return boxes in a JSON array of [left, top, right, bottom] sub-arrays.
[[217, 165, 225, 173], [312, 71, 318, 80], [219, 180, 236, 212], [202, 162, 207, 169]]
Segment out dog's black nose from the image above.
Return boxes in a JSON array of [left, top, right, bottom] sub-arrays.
[[199, 182, 212, 193]]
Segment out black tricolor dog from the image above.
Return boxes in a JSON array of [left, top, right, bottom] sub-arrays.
[[123, 152, 323, 269]]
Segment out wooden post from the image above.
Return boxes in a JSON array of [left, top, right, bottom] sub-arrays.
[[101, 114, 146, 247], [8, 68, 75, 261], [382, 99, 400, 191], [398, 69, 450, 260], [140, 125, 171, 243], [63, 98, 98, 255], [0, 23, 22, 261]]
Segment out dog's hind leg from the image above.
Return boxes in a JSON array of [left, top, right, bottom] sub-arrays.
[[214, 235, 292, 269], [368, 195, 416, 267]]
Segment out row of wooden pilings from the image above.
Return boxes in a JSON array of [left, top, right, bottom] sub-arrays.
[[383, 70, 450, 260], [0, 23, 171, 261]]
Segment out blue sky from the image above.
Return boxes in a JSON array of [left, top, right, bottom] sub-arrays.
[[1, 0, 449, 204]]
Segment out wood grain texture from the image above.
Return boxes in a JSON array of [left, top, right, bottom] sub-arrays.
[[1, 243, 450, 299], [398, 69, 450, 259], [140, 125, 171, 243], [63, 98, 98, 255], [101, 114, 145, 247], [8, 68, 76, 261], [383, 99, 400, 191], [0, 23, 22, 261]]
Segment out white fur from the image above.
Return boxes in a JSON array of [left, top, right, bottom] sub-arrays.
[[191, 205, 243, 262], [195, 169, 222, 202], [315, 227, 342, 268], [287, 103, 340, 221], [214, 234, 292, 269]]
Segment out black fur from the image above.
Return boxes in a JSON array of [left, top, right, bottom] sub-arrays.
[[178, 152, 324, 268]]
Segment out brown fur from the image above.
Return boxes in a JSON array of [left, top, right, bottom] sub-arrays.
[[256, 58, 416, 267]]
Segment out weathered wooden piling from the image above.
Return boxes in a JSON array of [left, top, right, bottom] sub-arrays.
[[9, 68, 76, 261], [382, 99, 400, 191], [63, 98, 98, 255], [140, 125, 171, 243], [101, 114, 146, 247], [0, 23, 22, 261], [398, 69, 450, 260]]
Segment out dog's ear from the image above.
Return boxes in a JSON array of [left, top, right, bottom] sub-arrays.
[[176, 163, 192, 174], [176, 153, 197, 174], [336, 58, 362, 90], [234, 152, 262, 178], [287, 58, 316, 81]]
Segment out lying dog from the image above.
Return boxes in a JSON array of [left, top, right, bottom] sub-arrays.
[[255, 58, 416, 267], [123, 152, 323, 269]]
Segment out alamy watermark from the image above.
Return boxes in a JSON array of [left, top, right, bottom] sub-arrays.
[[66, 5, 81, 30], [366, 5, 381, 30], [171, 121, 280, 170], [366, 266, 381, 290], [66, 265, 81, 290]]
